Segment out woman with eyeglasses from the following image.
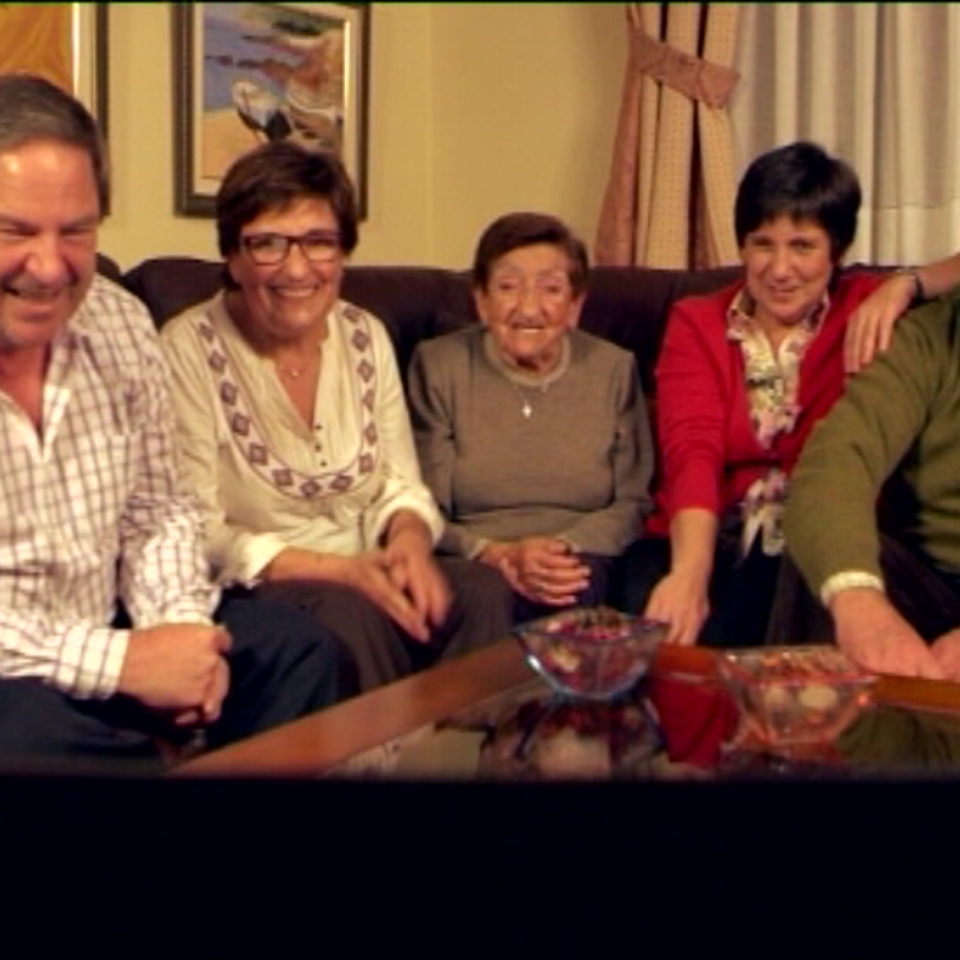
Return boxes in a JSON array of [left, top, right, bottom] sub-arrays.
[[407, 212, 654, 622], [160, 141, 510, 692]]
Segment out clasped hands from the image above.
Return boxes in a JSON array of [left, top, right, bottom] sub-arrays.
[[323, 545, 451, 643], [117, 622, 232, 728], [480, 537, 589, 606], [374, 527, 452, 642]]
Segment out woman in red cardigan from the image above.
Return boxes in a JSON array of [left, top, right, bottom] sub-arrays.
[[616, 140, 907, 646]]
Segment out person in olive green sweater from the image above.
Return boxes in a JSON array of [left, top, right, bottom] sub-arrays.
[[783, 293, 960, 681]]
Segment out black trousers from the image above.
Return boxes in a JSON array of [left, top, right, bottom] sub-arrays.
[[0, 588, 359, 774]]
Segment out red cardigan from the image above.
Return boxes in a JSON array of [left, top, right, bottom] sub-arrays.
[[646, 269, 886, 537]]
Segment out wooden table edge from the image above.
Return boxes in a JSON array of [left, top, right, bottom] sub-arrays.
[[173, 639, 960, 778], [173, 637, 536, 778]]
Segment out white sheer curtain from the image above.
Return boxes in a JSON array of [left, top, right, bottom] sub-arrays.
[[730, 3, 960, 266]]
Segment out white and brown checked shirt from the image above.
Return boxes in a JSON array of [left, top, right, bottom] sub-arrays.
[[0, 276, 217, 699]]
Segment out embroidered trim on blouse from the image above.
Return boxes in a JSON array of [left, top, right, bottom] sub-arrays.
[[198, 303, 380, 501]]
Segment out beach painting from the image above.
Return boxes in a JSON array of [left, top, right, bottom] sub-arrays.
[[174, 2, 369, 216], [0, 3, 107, 130]]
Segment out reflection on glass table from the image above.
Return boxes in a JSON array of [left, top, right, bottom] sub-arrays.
[[838, 705, 960, 775], [313, 638, 960, 781], [714, 644, 877, 775]]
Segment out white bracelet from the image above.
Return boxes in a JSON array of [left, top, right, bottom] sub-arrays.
[[819, 571, 885, 607]]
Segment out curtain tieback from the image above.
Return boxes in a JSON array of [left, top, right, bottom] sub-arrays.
[[632, 30, 740, 109]]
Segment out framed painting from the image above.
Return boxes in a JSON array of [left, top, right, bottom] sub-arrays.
[[0, 3, 108, 133], [174, 2, 370, 217]]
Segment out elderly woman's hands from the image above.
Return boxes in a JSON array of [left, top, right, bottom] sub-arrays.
[[480, 537, 589, 606]]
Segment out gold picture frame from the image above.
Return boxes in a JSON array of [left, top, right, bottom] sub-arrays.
[[0, 3, 109, 135], [174, 1, 370, 217]]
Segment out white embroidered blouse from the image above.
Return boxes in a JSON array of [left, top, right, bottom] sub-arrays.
[[160, 293, 443, 585]]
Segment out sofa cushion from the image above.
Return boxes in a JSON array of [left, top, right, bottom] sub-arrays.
[[96, 252, 122, 283], [341, 267, 477, 378], [122, 257, 225, 327], [580, 265, 742, 393]]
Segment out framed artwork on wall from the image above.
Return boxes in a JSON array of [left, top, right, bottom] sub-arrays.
[[0, 3, 109, 134], [173, 1, 370, 218]]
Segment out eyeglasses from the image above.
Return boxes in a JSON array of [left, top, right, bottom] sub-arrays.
[[241, 230, 342, 265]]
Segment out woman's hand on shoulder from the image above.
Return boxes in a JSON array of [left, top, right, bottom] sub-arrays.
[[644, 570, 709, 645], [844, 272, 916, 374]]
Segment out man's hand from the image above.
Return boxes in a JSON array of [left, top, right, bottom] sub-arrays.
[[117, 623, 233, 724], [830, 588, 945, 679], [480, 537, 588, 607], [644, 569, 709, 646], [844, 272, 914, 373], [931, 628, 960, 681]]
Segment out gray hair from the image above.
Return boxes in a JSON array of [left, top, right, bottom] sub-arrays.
[[0, 73, 109, 214]]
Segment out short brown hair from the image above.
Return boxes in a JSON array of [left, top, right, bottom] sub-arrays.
[[472, 212, 590, 296], [216, 140, 359, 259], [0, 73, 109, 214]]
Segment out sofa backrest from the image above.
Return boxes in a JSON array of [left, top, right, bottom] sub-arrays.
[[120, 255, 744, 394]]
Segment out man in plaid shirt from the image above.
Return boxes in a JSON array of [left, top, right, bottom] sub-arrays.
[[0, 75, 357, 771]]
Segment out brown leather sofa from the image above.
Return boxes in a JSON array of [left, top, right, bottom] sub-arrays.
[[116, 255, 747, 397]]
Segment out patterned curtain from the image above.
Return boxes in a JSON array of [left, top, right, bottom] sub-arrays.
[[594, 3, 741, 269]]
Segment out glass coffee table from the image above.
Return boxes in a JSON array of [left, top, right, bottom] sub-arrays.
[[173, 637, 960, 780]]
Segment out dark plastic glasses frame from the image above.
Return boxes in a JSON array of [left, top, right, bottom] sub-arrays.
[[241, 231, 342, 265]]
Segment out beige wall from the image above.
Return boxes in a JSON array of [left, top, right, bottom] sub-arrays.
[[98, 2, 626, 271]]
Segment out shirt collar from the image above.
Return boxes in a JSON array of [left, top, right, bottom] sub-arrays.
[[59, 277, 105, 349], [726, 286, 831, 341]]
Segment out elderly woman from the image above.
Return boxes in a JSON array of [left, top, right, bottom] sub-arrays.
[[615, 141, 903, 647], [407, 212, 653, 622], [160, 141, 509, 691]]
